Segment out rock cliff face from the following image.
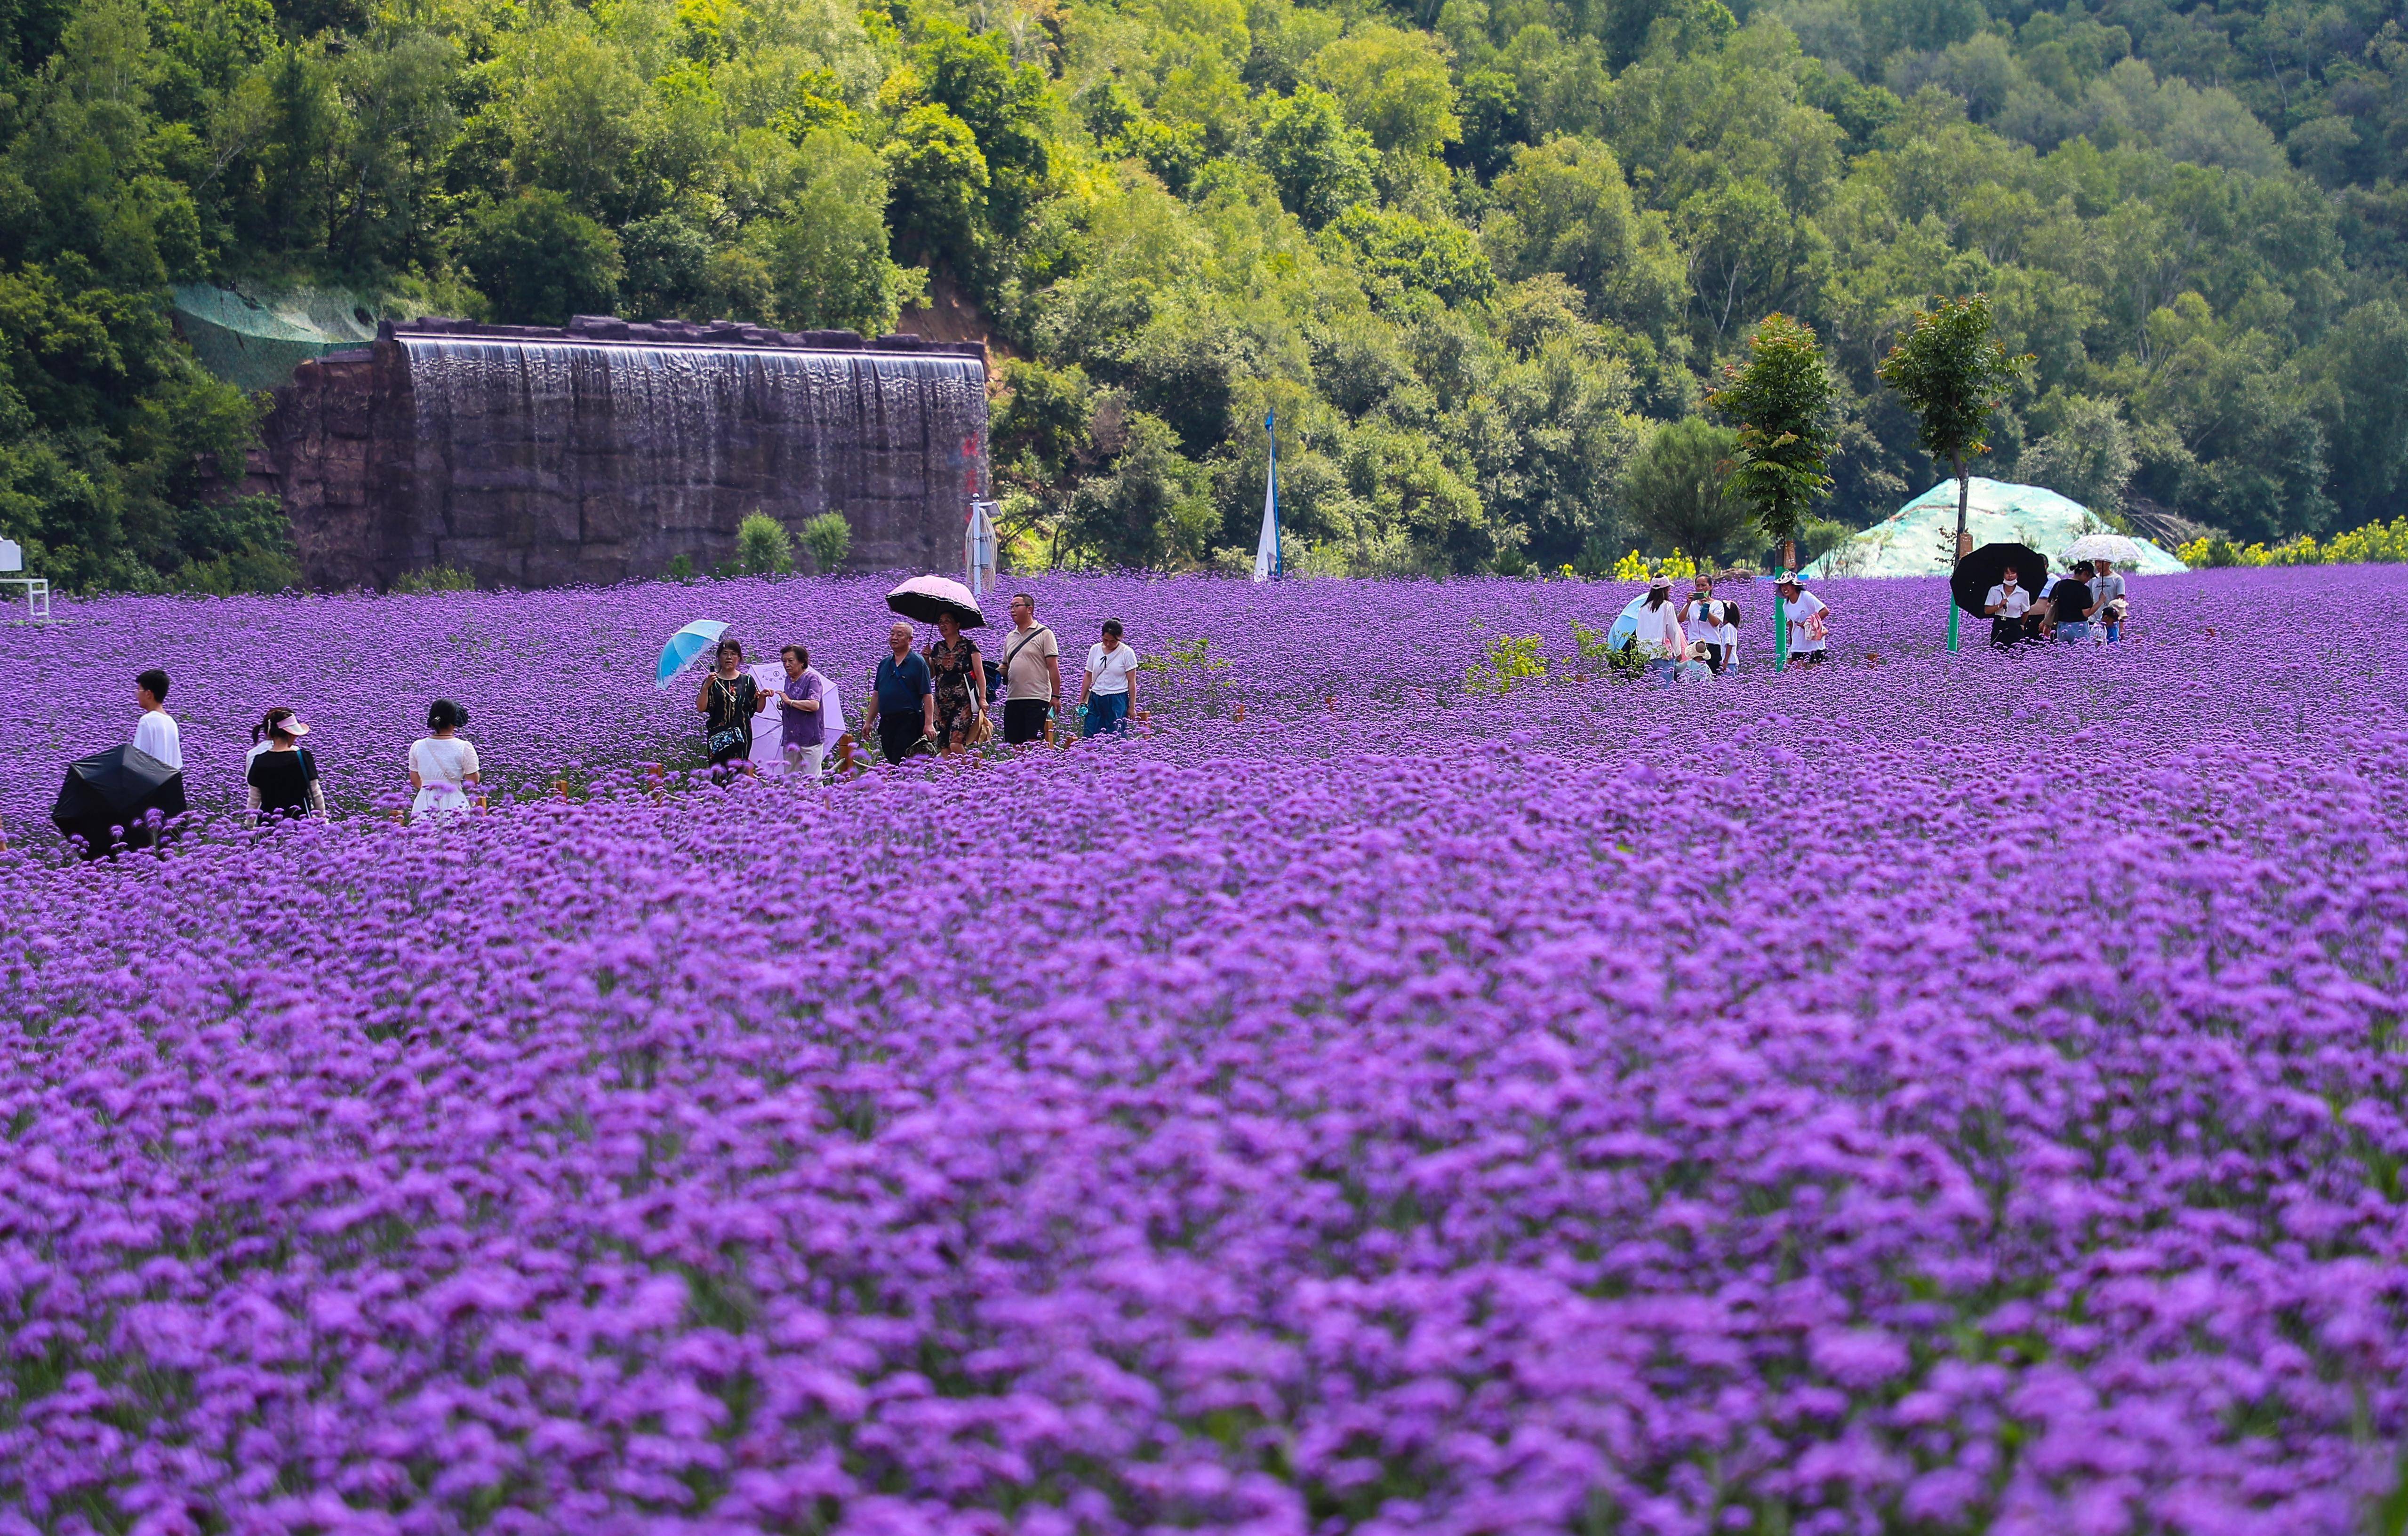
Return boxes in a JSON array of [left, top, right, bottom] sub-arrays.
[[261, 317, 990, 590]]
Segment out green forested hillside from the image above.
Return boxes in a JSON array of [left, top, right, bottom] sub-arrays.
[[1, 0, 2403, 586]]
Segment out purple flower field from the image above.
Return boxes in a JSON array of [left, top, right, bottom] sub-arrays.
[[2, 568, 2407, 1536]]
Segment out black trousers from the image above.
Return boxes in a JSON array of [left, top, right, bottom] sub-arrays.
[[1004, 699, 1051, 744], [876, 713, 925, 764]]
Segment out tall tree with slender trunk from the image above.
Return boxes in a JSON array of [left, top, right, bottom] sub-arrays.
[[1875, 294, 2032, 562], [1705, 313, 1834, 573]]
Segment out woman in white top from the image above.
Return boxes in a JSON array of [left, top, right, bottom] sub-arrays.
[[1630, 581, 1687, 685], [1079, 619, 1140, 737], [1775, 573, 1829, 667], [407, 699, 481, 820], [1983, 567, 2032, 649]]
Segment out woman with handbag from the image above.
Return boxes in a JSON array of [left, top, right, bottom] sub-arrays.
[[695, 637, 761, 775], [925, 611, 989, 756], [1079, 619, 1141, 736]]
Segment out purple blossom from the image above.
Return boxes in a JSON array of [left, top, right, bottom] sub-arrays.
[[0, 568, 2402, 1531]]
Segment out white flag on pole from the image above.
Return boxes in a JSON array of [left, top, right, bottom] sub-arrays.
[[965, 500, 998, 599], [1252, 409, 1280, 583]]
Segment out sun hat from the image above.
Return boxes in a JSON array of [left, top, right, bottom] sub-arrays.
[[273, 713, 310, 736], [1773, 570, 1805, 586]]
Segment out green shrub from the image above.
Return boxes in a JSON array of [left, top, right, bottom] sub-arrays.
[[800, 511, 852, 573], [735, 512, 794, 575], [392, 565, 475, 594], [666, 553, 696, 581], [2177, 517, 2408, 567], [1465, 633, 1549, 695]]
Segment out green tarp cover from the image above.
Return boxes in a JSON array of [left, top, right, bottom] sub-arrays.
[[172, 285, 379, 392], [1805, 477, 2190, 578]]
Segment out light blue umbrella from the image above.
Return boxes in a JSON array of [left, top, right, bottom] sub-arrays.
[[655, 620, 730, 689]]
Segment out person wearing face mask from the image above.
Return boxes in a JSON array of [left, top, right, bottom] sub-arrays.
[[1679, 577, 1725, 675], [1984, 566, 2032, 649]]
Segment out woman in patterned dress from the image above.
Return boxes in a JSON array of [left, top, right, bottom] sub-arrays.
[[924, 612, 987, 756]]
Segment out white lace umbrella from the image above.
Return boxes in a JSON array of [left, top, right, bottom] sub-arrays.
[[2065, 533, 2142, 564]]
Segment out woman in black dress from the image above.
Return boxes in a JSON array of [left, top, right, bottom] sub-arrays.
[[695, 638, 760, 774], [925, 612, 987, 756]]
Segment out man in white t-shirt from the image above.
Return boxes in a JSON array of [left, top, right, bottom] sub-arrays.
[[1775, 574, 1828, 667], [2090, 558, 2127, 642], [132, 668, 182, 769], [1079, 619, 1140, 737], [1983, 567, 2032, 648]]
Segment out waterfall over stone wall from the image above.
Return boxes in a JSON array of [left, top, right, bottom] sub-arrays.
[[264, 317, 989, 590]]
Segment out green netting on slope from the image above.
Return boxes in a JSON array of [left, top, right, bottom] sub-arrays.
[[171, 285, 382, 392], [1806, 478, 2190, 578]]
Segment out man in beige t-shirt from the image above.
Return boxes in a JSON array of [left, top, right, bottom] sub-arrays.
[[1000, 592, 1063, 745]]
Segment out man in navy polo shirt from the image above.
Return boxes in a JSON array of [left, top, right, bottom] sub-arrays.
[[865, 621, 936, 764]]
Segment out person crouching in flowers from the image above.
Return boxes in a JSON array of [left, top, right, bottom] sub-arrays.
[[407, 699, 480, 821], [1775, 572, 1829, 667]]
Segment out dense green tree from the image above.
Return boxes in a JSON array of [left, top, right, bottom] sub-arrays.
[[883, 103, 986, 265], [1487, 136, 1686, 344], [620, 213, 712, 319], [1620, 416, 1751, 562], [1255, 85, 1375, 229], [747, 130, 915, 334], [2310, 299, 2408, 530], [1874, 293, 2030, 555], [2017, 391, 2135, 513], [457, 191, 623, 326], [1326, 207, 1495, 306], [1065, 409, 1212, 567], [1311, 24, 1460, 158], [1708, 312, 1836, 570], [1450, 68, 1528, 179], [912, 22, 1048, 231]]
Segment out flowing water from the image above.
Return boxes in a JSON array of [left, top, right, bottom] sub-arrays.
[[393, 337, 987, 583]]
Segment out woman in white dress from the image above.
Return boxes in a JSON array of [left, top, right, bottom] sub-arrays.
[[407, 699, 481, 821]]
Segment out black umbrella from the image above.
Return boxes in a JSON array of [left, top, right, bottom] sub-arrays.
[[51, 745, 187, 858], [1951, 542, 2050, 617], [884, 574, 986, 629]]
